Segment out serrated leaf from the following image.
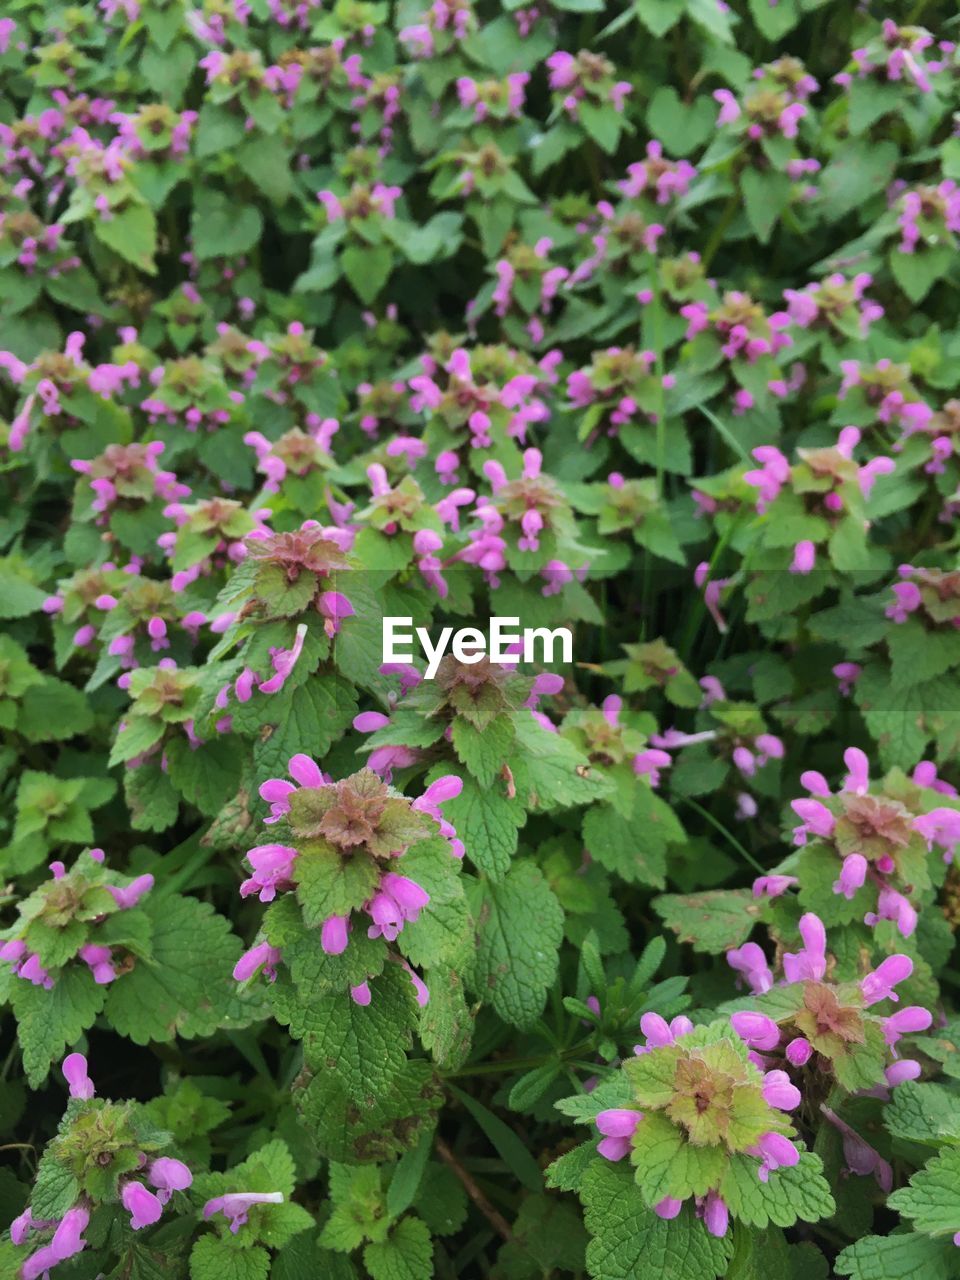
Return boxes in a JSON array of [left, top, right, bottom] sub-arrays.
[[835, 1231, 953, 1280], [10, 968, 106, 1087], [888, 1147, 960, 1235], [652, 891, 762, 954], [580, 1159, 733, 1280], [105, 895, 263, 1043], [465, 861, 563, 1030], [190, 1235, 270, 1280], [720, 1151, 834, 1229], [363, 1215, 433, 1280], [451, 714, 515, 788], [439, 771, 524, 880]]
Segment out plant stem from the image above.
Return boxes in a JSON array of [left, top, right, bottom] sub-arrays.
[[435, 1137, 513, 1242]]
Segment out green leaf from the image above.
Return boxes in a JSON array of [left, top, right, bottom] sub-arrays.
[[166, 737, 242, 816], [110, 715, 166, 766], [465, 861, 563, 1030], [818, 141, 899, 222], [363, 1216, 433, 1280], [295, 842, 381, 925], [835, 1232, 954, 1280], [579, 102, 622, 154], [94, 204, 157, 272], [275, 964, 413, 1093], [387, 1130, 433, 1219], [195, 103, 247, 158], [635, 0, 684, 37], [17, 677, 93, 742], [580, 1159, 733, 1280], [295, 1057, 442, 1164], [646, 87, 714, 156], [652, 890, 762, 954], [511, 714, 613, 812], [748, 0, 798, 39], [887, 619, 960, 689], [448, 1085, 543, 1192], [890, 246, 954, 304], [0, 565, 48, 618], [236, 135, 294, 203], [888, 1147, 960, 1236], [31, 1155, 80, 1220], [884, 1081, 960, 1145], [191, 190, 264, 260], [741, 169, 792, 244], [105, 894, 261, 1043], [11, 968, 106, 1087], [341, 244, 393, 304], [190, 1236, 270, 1280], [582, 792, 684, 888], [439, 771, 524, 880], [252, 676, 358, 795], [451, 714, 515, 788], [125, 763, 181, 832], [720, 1151, 834, 1229]]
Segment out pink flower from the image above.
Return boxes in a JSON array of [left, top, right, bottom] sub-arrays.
[[321, 915, 349, 955], [233, 941, 282, 983], [595, 1108, 642, 1161], [782, 913, 827, 982], [122, 1180, 164, 1230], [203, 1191, 284, 1233], [240, 844, 298, 902], [861, 954, 913, 1006], [727, 942, 774, 995], [747, 1131, 800, 1181], [21, 1207, 89, 1280], [762, 1069, 801, 1111], [147, 1157, 193, 1203], [752, 874, 798, 899], [833, 853, 867, 900], [62, 1052, 95, 1100], [702, 1191, 728, 1237], [785, 1037, 812, 1066], [730, 1011, 780, 1051]]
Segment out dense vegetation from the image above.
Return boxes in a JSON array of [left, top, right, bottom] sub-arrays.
[[2, 0, 960, 1276]]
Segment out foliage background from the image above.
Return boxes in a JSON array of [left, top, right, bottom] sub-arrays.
[[1, 0, 960, 1276]]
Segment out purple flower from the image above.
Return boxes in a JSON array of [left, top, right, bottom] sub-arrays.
[[654, 1196, 683, 1219], [121, 1180, 163, 1230], [747, 1131, 800, 1181], [785, 1037, 813, 1066], [751, 874, 798, 898], [203, 1190, 284, 1234], [321, 915, 349, 955], [62, 1052, 95, 1100], [366, 873, 430, 941], [107, 873, 155, 909], [726, 942, 774, 995], [762, 1069, 801, 1111], [730, 1012, 780, 1051], [861, 954, 913, 1006], [833, 853, 868, 900], [595, 1108, 642, 1161], [147, 1157, 193, 1203], [782, 913, 827, 982], [21, 1207, 89, 1280], [702, 1191, 728, 1237], [233, 941, 282, 983], [240, 845, 298, 902]]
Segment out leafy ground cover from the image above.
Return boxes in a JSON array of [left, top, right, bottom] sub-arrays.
[[1, 0, 960, 1276]]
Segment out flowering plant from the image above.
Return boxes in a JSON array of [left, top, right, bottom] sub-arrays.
[[2, 0, 960, 1277]]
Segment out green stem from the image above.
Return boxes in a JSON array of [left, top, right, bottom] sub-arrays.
[[679, 796, 766, 875]]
